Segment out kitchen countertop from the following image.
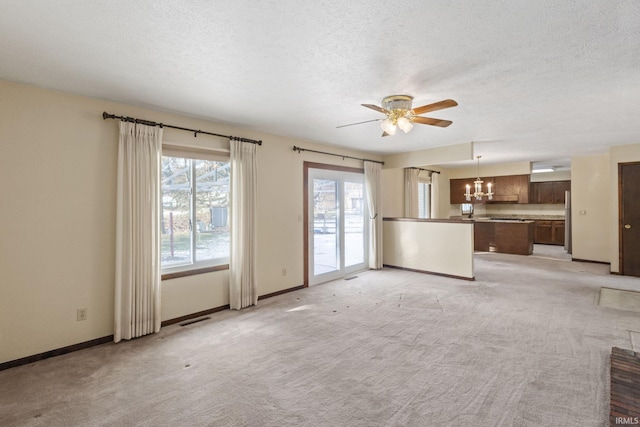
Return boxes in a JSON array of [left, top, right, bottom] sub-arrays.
[[451, 215, 565, 221], [473, 218, 535, 223]]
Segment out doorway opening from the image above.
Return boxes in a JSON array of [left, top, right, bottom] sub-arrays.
[[619, 162, 640, 277]]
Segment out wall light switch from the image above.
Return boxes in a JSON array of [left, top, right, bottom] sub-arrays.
[[579, 210, 586, 215]]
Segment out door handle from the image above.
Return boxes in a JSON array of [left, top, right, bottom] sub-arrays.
[[625, 224, 632, 229]]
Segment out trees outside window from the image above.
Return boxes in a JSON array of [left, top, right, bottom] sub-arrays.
[[161, 156, 230, 271]]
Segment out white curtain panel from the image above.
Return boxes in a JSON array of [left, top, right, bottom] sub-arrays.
[[114, 121, 163, 343], [404, 168, 420, 218], [364, 161, 383, 269], [430, 172, 440, 219], [229, 140, 258, 310]]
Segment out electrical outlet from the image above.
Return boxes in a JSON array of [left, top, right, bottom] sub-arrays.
[[282, 268, 287, 276], [77, 308, 87, 321]]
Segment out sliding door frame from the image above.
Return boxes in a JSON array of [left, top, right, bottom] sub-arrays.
[[303, 162, 365, 287]]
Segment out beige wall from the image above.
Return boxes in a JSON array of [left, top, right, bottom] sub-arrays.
[[571, 154, 610, 263], [383, 220, 474, 279], [0, 80, 381, 364], [609, 143, 640, 272], [382, 142, 473, 169], [530, 170, 572, 182], [444, 161, 531, 179]]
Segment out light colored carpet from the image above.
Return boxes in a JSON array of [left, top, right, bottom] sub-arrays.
[[531, 243, 572, 261], [2, 253, 640, 426]]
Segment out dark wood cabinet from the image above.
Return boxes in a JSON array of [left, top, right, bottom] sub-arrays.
[[491, 174, 530, 203], [534, 220, 553, 243], [530, 181, 570, 204], [553, 181, 571, 204], [452, 177, 570, 205], [534, 220, 565, 245], [474, 221, 534, 255], [531, 182, 554, 204], [494, 222, 534, 255], [450, 178, 471, 204], [552, 221, 565, 245], [474, 221, 495, 251]]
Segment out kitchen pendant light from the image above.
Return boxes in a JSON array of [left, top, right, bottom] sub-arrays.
[[465, 156, 494, 201]]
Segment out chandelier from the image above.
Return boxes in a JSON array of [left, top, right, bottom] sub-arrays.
[[465, 156, 494, 201], [380, 95, 414, 135]]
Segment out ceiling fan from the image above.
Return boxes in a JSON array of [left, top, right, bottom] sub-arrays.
[[337, 95, 458, 137]]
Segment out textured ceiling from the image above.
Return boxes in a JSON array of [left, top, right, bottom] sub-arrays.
[[1, 1, 639, 167]]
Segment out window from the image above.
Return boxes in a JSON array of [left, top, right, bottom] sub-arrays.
[[161, 155, 230, 272], [418, 181, 431, 219]]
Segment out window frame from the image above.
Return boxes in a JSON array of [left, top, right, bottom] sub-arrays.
[[160, 146, 230, 278], [417, 176, 431, 219]]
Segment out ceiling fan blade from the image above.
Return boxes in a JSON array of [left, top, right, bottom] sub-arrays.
[[412, 99, 458, 115], [336, 118, 382, 128], [412, 116, 453, 127], [362, 104, 388, 114], [382, 131, 390, 137]]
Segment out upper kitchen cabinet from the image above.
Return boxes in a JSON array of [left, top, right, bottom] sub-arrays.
[[530, 180, 571, 204], [450, 178, 470, 204], [491, 174, 530, 203]]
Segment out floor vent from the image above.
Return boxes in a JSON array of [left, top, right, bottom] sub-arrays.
[[179, 317, 211, 327], [344, 276, 358, 281]]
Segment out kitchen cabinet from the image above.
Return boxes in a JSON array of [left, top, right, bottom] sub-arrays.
[[530, 181, 570, 204], [491, 174, 530, 203], [474, 220, 534, 255], [553, 181, 571, 203], [474, 221, 495, 251], [534, 220, 565, 245], [450, 178, 471, 204], [534, 220, 553, 243], [552, 221, 565, 245]]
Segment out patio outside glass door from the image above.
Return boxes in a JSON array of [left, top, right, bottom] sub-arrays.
[[309, 168, 367, 285]]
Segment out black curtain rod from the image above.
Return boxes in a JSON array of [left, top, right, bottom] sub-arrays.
[[410, 167, 441, 174], [292, 145, 384, 165], [102, 112, 262, 145]]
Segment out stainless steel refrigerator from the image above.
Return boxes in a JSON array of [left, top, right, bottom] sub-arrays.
[[564, 191, 572, 254]]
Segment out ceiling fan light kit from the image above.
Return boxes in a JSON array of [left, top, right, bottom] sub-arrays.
[[338, 94, 458, 137], [381, 117, 397, 135], [396, 116, 413, 133]]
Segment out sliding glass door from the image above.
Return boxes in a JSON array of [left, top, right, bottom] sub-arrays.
[[308, 168, 367, 285]]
